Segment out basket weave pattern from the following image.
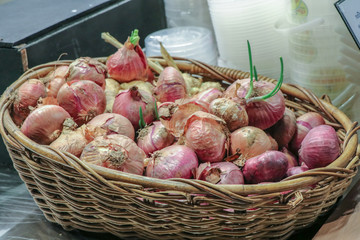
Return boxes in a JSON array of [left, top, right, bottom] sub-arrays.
[[0, 58, 359, 239]]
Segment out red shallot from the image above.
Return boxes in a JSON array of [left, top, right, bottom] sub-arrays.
[[50, 118, 89, 157], [196, 162, 244, 184], [106, 29, 150, 82], [182, 111, 229, 163], [145, 145, 198, 179], [112, 86, 155, 130], [137, 121, 175, 156], [57, 80, 106, 126], [80, 134, 145, 175], [153, 66, 187, 103], [268, 107, 297, 148], [209, 97, 248, 132], [229, 126, 272, 166], [242, 150, 288, 184], [20, 105, 71, 145], [299, 125, 340, 169], [67, 57, 107, 89], [12, 79, 46, 125], [86, 113, 135, 140]]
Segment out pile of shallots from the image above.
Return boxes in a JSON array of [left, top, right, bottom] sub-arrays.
[[12, 30, 341, 186]]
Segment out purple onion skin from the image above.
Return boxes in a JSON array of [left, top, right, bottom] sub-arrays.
[[299, 125, 340, 169], [145, 145, 198, 179], [197, 162, 244, 184], [286, 165, 309, 177], [242, 150, 288, 184]]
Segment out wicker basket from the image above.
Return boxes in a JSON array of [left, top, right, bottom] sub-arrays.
[[1, 57, 359, 240]]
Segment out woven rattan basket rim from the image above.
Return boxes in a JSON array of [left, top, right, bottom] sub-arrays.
[[0, 57, 358, 195]]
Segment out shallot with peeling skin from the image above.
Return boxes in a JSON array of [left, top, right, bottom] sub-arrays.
[[196, 162, 244, 184], [299, 125, 340, 169], [50, 118, 89, 157], [80, 134, 145, 175], [158, 101, 207, 138], [137, 121, 175, 156], [57, 80, 106, 126], [153, 66, 187, 103], [145, 145, 198, 179], [86, 113, 135, 140], [20, 105, 71, 145], [243, 150, 288, 184], [12, 79, 46, 125], [182, 111, 229, 163], [112, 86, 155, 130], [67, 57, 107, 89], [229, 126, 272, 167], [189, 87, 223, 110], [106, 29, 150, 83], [209, 97, 248, 132]]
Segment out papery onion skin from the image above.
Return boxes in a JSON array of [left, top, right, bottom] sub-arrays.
[[299, 125, 340, 169], [112, 86, 155, 130], [183, 111, 229, 163], [145, 145, 198, 179], [104, 78, 121, 112], [106, 39, 149, 83], [86, 113, 135, 140], [13, 79, 46, 125], [137, 121, 175, 156], [230, 126, 272, 166], [80, 134, 145, 175], [57, 80, 106, 126], [20, 105, 71, 145], [196, 162, 244, 184], [190, 88, 223, 110], [153, 66, 187, 103], [50, 118, 88, 157], [67, 57, 107, 89], [209, 97, 248, 132], [268, 108, 297, 148], [242, 150, 288, 184]]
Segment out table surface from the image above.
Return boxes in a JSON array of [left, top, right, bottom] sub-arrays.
[[1, 166, 359, 240]]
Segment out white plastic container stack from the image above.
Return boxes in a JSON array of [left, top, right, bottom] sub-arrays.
[[208, 0, 288, 80], [144, 26, 218, 65], [275, 0, 349, 100], [163, 0, 214, 32]]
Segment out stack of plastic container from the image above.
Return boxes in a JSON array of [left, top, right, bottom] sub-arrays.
[[276, 0, 348, 100], [208, 0, 288, 80], [163, 0, 214, 32], [144, 26, 218, 65]]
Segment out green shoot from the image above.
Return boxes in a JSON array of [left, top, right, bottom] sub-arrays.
[[247, 57, 284, 103], [154, 101, 160, 120], [245, 40, 254, 99], [130, 29, 140, 46], [138, 106, 146, 129]]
